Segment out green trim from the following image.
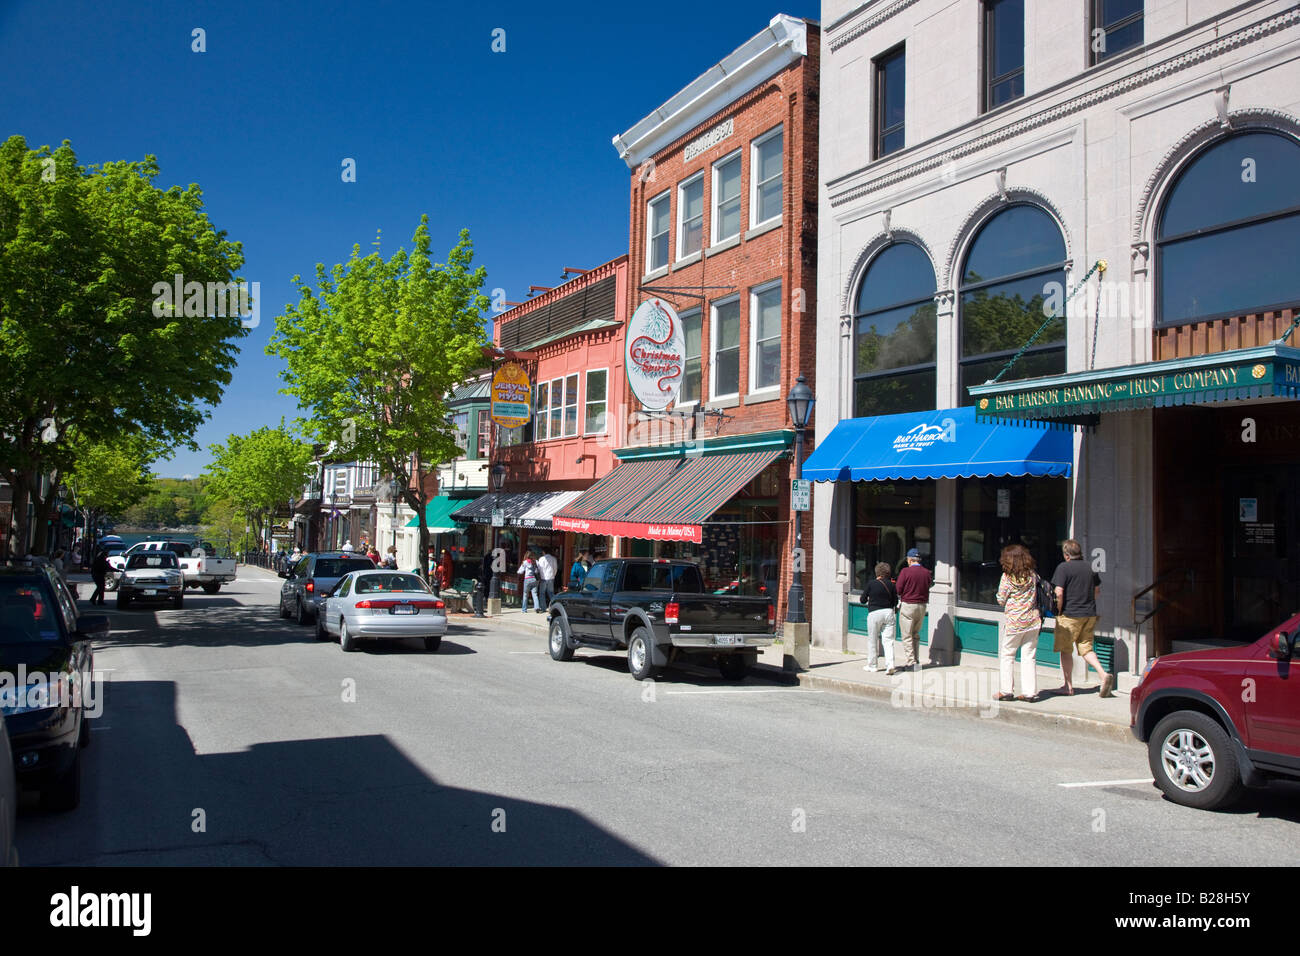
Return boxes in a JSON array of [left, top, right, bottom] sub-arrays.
[[616, 429, 794, 461], [404, 494, 464, 530], [847, 604, 929, 644]]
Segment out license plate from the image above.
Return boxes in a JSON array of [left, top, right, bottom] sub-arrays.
[[391, 605, 416, 615], [714, 635, 743, 645], [143, 590, 158, 596]]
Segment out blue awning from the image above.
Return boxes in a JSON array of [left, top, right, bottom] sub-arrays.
[[803, 406, 1073, 482]]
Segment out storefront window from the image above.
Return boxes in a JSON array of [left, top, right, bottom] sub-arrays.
[[850, 480, 935, 592], [957, 476, 1069, 606]]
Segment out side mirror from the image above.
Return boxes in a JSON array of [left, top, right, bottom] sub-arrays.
[[76, 614, 111, 639], [278, 570, 291, 579], [1269, 630, 1293, 661]]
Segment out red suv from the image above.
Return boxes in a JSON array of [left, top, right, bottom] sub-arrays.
[[1131, 612, 1300, 810]]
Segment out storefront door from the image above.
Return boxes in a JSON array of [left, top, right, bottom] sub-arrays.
[[1224, 465, 1300, 641]]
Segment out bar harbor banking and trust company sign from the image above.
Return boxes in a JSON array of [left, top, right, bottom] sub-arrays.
[[626, 298, 685, 411]]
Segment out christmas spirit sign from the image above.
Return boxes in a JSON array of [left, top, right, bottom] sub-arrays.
[[626, 298, 685, 410]]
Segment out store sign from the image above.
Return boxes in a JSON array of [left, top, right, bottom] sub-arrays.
[[683, 118, 734, 160], [491, 362, 532, 428], [892, 418, 956, 453], [790, 479, 810, 512], [552, 515, 702, 544], [626, 299, 685, 411]]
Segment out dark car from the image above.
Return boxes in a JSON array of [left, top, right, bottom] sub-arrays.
[[1131, 611, 1300, 810], [0, 564, 106, 811], [278, 552, 377, 624], [1, 714, 16, 864]]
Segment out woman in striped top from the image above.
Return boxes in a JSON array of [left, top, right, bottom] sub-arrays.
[[994, 543, 1042, 702]]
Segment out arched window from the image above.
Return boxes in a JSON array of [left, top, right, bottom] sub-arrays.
[[852, 242, 937, 417], [1157, 131, 1300, 326], [958, 204, 1067, 401]]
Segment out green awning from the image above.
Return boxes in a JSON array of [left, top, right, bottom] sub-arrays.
[[968, 344, 1300, 424], [405, 495, 466, 532]]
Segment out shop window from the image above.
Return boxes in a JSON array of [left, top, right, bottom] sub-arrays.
[[854, 242, 937, 417], [680, 308, 702, 404], [678, 173, 704, 259], [711, 297, 741, 399], [584, 369, 607, 435], [850, 480, 935, 593], [1156, 131, 1300, 327], [750, 280, 782, 394], [983, 0, 1024, 112], [1090, 0, 1142, 65], [874, 44, 905, 158], [647, 191, 671, 271], [751, 126, 783, 228], [959, 204, 1066, 403], [956, 476, 1069, 607], [712, 152, 742, 244]]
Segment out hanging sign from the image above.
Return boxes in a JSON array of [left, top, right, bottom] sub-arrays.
[[491, 362, 532, 428], [626, 298, 685, 411]]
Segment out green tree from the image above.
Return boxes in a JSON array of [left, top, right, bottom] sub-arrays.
[[200, 498, 244, 557], [205, 422, 312, 545], [266, 220, 489, 577], [63, 433, 156, 543], [0, 135, 248, 554]]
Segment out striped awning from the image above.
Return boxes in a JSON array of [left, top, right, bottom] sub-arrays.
[[553, 459, 681, 521]]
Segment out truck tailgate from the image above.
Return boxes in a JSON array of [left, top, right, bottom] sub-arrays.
[[672, 594, 771, 634]]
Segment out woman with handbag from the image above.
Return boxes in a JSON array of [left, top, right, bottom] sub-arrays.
[[860, 562, 899, 674], [994, 543, 1042, 702]]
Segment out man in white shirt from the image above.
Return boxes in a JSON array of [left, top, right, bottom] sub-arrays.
[[537, 547, 558, 613]]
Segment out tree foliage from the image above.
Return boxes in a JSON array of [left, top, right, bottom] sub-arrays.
[[205, 422, 312, 542], [63, 433, 155, 521]]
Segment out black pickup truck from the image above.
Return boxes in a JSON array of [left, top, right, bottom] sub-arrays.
[[546, 558, 775, 680]]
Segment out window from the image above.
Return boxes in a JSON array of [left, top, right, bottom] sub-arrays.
[[984, 0, 1024, 111], [1156, 131, 1300, 327], [712, 152, 742, 244], [581, 564, 605, 594], [548, 377, 563, 438], [450, 410, 469, 452], [564, 374, 579, 436], [476, 410, 490, 459], [680, 308, 702, 404], [750, 281, 782, 393], [854, 243, 937, 417], [534, 381, 549, 441], [678, 174, 704, 259], [851, 481, 935, 593], [874, 45, 906, 158], [647, 191, 671, 271], [1091, 0, 1143, 64], [957, 477, 1069, 606], [536, 376, 579, 440], [711, 297, 741, 399], [333, 470, 348, 496], [959, 205, 1067, 402], [584, 369, 607, 435], [751, 126, 783, 227]]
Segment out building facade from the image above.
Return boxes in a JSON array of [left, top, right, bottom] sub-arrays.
[[813, 0, 1300, 670]]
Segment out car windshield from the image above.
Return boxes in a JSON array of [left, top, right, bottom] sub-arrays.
[[0, 579, 60, 644], [354, 574, 429, 594], [127, 553, 178, 570], [314, 558, 375, 578]]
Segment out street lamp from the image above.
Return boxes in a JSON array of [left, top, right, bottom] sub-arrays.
[[785, 374, 815, 625], [488, 462, 507, 603], [387, 476, 404, 554]]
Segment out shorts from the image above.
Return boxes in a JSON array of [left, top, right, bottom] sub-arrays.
[[1053, 615, 1097, 654]]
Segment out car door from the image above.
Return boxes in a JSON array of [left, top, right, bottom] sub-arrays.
[[284, 556, 308, 607], [566, 563, 605, 640], [592, 561, 622, 645], [324, 575, 353, 636], [1242, 617, 1300, 766]]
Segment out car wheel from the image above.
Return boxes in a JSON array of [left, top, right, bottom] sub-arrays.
[[627, 627, 659, 681], [295, 599, 309, 626], [339, 619, 356, 652], [279, 596, 290, 619], [104, 577, 118, 592], [116, 593, 130, 610], [42, 751, 81, 812], [1149, 710, 1244, 811], [718, 655, 750, 681], [203, 582, 220, 595], [424, 635, 442, 652], [548, 616, 574, 661]]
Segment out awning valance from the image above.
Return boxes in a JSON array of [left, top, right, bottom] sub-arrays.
[[451, 490, 582, 530], [967, 344, 1300, 423], [802, 405, 1072, 482]]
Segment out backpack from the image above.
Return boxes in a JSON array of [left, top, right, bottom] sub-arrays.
[[1035, 573, 1056, 619]]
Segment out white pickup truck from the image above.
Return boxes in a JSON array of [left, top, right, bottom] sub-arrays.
[[108, 540, 237, 593]]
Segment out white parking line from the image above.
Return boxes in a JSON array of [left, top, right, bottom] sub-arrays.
[[508, 651, 548, 654], [664, 688, 824, 695], [1057, 778, 1153, 788]]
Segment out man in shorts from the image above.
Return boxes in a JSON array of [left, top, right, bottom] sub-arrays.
[[1050, 539, 1113, 698]]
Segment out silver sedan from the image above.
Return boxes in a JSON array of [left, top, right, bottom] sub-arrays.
[[316, 570, 448, 652]]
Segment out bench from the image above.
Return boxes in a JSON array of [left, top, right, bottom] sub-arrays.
[[439, 577, 477, 613]]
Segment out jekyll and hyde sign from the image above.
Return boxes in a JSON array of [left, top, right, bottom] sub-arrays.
[[626, 298, 685, 411], [491, 362, 532, 428]]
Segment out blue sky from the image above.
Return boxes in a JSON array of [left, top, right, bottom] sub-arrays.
[[0, 0, 819, 478]]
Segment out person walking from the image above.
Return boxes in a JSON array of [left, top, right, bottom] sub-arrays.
[[860, 562, 899, 674], [994, 543, 1042, 702], [569, 551, 589, 590], [1050, 539, 1113, 698], [537, 547, 557, 611], [90, 547, 111, 606], [894, 548, 932, 671], [439, 550, 455, 596], [518, 550, 541, 612]]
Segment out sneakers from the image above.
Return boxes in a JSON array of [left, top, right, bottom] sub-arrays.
[[864, 665, 880, 673], [1099, 673, 1116, 698]]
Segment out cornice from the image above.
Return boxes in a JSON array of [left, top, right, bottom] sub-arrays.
[[827, 0, 921, 52]]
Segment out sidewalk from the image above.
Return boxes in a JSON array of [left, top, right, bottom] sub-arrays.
[[488, 605, 1134, 743]]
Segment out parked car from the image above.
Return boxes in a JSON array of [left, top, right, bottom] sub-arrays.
[[1, 714, 17, 864], [0, 564, 105, 811], [1131, 611, 1300, 810], [278, 552, 377, 624], [116, 551, 185, 609], [110, 540, 236, 593], [317, 570, 447, 652], [547, 558, 775, 680]]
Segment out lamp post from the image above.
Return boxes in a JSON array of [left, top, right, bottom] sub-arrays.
[[785, 374, 815, 628], [388, 476, 403, 554], [486, 462, 506, 616]]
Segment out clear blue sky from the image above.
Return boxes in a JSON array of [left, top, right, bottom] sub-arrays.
[[0, 0, 819, 478]]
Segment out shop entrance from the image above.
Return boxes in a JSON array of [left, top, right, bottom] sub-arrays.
[[1223, 465, 1300, 641]]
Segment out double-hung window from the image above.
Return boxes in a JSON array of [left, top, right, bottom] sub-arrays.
[[647, 191, 671, 272], [538, 375, 579, 439], [751, 127, 783, 228], [711, 297, 741, 400], [874, 45, 905, 158], [712, 152, 742, 244], [476, 410, 490, 459], [1090, 0, 1143, 64], [678, 174, 704, 259], [534, 381, 549, 441], [680, 308, 702, 404], [584, 369, 607, 435], [983, 0, 1024, 112], [749, 280, 782, 394]]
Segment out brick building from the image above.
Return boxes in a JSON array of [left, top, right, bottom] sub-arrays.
[[553, 14, 820, 623]]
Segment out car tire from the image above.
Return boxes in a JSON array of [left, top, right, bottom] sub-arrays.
[[116, 593, 130, 610], [295, 599, 309, 626], [279, 596, 290, 619], [424, 635, 442, 652], [203, 582, 220, 595], [627, 627, 659, 681], [1149, 710, 1244, 811], [42, 751, 81, 812], [339, 619, 356, 652], [718, 655, 750, 681], [104, 577, 118, 592], [549, 616, 574, 662]]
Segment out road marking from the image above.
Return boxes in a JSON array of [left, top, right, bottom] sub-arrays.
[[1057, 778, 1153, 788], [664, 688, 823, 695], [508, 651, 547, 654]]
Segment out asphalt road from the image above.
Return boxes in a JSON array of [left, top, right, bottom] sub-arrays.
[[13, 568, 1300, 866]]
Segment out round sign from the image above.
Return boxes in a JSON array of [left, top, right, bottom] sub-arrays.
[[626, 298, 686, 410], [491, 362, 532, 428]]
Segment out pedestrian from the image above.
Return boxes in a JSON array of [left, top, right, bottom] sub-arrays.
[[536, 547, 557, 611], [1050, 539, 1113, 697], [569, 550, 589, 590], [90, 547, 111, 606], [518, 550, 541, 612], [860, 561, 898, 674], [70, 544, 82, 568], [894, 548, 932, 671], [994, 543, 1042, 702], [383, 545, 398, 570], [439, 550, 455, 596]]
